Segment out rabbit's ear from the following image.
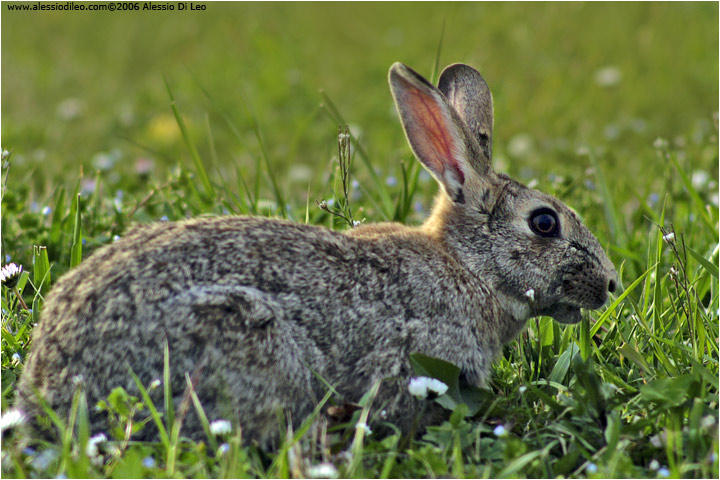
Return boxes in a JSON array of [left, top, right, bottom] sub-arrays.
[[438, 63, 493, 162], [389, 62, 488, 203]]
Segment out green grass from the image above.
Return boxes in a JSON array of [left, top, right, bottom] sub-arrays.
[[1, 2, 718, 478]]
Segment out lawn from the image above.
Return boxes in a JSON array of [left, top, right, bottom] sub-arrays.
[[1, 2, 718, 478]]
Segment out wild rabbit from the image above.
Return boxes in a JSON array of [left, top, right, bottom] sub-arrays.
[[17, 62, 617, 444]]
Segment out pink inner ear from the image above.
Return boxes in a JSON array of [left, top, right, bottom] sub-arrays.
[[406, 85, 465, 185]]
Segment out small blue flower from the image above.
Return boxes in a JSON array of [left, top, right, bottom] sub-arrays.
[[493, 425, 507, 437], [30, 448, 58, 471], [586, 463, 598, 474], [658, 467, 670, 477], [42, 206, 52, 216], [385, 176, 397, 187], [160, 216, 168, 222], [142, 456, 156, 469]]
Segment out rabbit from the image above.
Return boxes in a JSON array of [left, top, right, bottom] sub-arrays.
[[16, 62, 617, 445]]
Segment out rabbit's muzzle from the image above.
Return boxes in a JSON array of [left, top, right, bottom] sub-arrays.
[[550, 261, 617, 323]]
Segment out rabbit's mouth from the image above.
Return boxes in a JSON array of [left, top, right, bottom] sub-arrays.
[[545, 303, 583, 324]]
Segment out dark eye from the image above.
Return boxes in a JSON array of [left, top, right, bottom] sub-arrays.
[[529, 208, 560, 237]]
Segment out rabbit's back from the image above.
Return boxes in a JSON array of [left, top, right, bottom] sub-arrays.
[[17, 216, 504, 441]]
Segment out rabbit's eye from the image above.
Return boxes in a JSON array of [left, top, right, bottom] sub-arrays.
[[529, 208, 560, 237]]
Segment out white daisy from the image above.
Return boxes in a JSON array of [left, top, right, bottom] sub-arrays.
[[1, 263, 22, 288], [408, 376, 448, 399], [0, 408, 27, 432]]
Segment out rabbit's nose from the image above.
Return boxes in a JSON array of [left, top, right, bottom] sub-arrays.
[[607, 278, 617, 293]]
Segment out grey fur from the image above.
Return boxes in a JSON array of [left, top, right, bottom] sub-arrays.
[[17, 63, 616, 444]]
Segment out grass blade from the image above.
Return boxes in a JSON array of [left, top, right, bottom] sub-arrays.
[[163, 340, 175, 439], [70, 193, 82, 268], [164, 77, 215, 199], [33, 245, 51, 292], [590, 265, 654, 336], [128, 365, 169, 449], [686, 244, 719, 279]]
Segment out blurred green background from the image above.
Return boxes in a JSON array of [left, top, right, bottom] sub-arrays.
[[2, 1, 718, 206]]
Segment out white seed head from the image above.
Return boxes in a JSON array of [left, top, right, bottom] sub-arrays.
[[307, 462, 339, 479], [209, 419, 232, 436], [355, 422, 372, 435], [594, 66, 621, 87], [85, 433, 107, 459], [700, 415, 716, 429], [691, 170, 710, 189], [653, 137, 669, 149]]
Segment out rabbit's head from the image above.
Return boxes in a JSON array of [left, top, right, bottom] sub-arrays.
[[389, 63, 617, 326]]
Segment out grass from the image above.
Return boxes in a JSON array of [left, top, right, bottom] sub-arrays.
[[1, 2, 718, 478]]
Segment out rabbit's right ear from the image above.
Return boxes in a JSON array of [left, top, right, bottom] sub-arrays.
[[389, 62, 489, 204]]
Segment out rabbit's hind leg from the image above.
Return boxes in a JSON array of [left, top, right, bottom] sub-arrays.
[[169, 285, 324, 444]]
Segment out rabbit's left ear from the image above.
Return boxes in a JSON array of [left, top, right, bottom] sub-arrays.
[[389, 62, 488, 204], [438, 63, 494, 162]]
